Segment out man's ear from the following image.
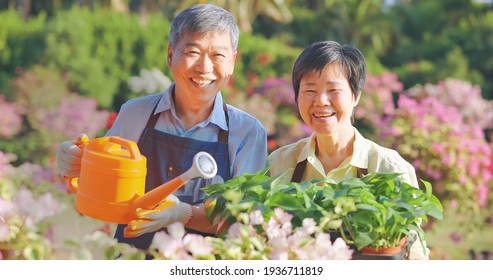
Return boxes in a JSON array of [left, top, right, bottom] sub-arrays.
[[167, 44, 173, 67]]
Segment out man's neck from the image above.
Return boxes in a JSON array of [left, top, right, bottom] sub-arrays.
[[173, 91, 215, 130]]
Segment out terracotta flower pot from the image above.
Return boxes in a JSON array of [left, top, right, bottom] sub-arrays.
[[352, 237, 410, 260], [360, 238, 407, 254], [0, 244, 13, 260]]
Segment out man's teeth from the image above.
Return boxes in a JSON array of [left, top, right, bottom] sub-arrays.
[[192, 78, 213, 85], [314, 113, 335, 118]]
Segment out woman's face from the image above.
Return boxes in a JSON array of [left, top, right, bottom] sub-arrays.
[[297, 64, 360, 136]]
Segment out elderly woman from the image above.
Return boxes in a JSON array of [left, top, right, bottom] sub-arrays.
[[267, 41, 429, 260]]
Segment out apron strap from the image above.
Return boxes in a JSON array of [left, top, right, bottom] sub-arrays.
[[291, 159, 307, 183], [218, 102, 229, 143], [290, 158, 368, 183], [145, 101, 160, 129], [357, 167, 368, 178], [145, 99, 230, 142]]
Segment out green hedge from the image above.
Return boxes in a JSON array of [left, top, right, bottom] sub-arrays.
[[0, 8, 301, 112]]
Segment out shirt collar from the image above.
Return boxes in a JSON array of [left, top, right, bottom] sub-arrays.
[[296, 128, 369, 168], [297, 132, 317, 164], [350, 129, 369, 169], [155, 82, 228, 131]]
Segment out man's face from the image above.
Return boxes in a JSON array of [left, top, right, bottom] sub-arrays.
[[168, 31, 237, 107]]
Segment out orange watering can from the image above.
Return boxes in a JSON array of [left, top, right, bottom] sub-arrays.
[[65, 135, 218, 224]]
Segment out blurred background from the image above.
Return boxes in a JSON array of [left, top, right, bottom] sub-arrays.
[[0, 0, 492, 259]]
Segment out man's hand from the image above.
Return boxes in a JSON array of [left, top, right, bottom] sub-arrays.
[[124, 194, 192, 238], [56, 134, 88, 178]]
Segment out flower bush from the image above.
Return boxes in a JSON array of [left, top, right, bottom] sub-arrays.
[[355, 72, 404, 128], [379, 94, 492, 223], [0, 95, 23, 139], [355, 74, 493, 228], [1, 65, 110, 164], [406, 79, 493, 129], [0, 151, 61, 260]]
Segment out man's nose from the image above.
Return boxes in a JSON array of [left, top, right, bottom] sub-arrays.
[[196, 55, 213, 73]]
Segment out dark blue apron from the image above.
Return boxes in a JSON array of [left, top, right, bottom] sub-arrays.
[[114, 100, 231, 251]]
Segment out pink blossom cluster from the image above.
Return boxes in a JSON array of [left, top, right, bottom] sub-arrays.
[[406, 79, 493, 129], [380, 94, 492, 208], [355, 72, 404, 124], [0, 150, 16, 178], [150, 209, 353, 260], [150, 222, 213, 260], [36, 94, 110, 141], [251, 209, 353, 260], [0, 187, 60, 242], [252, 77, 297, 107], [0, 95, 23, 138]]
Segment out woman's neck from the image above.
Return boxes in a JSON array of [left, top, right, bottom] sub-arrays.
[[315, 128, 355, 174]]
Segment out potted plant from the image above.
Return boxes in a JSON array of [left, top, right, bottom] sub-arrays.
[[327, 172, 443, 259], [202, 169, 443, 260]]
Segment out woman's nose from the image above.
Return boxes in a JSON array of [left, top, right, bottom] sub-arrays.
[[313, 90, 330, 105]]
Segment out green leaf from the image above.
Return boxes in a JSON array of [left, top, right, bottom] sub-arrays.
[[264, 193, 304, 211]]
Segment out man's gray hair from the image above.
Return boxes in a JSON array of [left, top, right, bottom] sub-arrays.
[[169, 4, 240, 51]]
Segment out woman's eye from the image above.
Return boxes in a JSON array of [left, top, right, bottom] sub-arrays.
[[302, 90, 316, 96]]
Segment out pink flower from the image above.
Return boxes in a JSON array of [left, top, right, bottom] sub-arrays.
[[477, 184, 489, 207], [0, 95, 23, 138], [269, 236, 289, 260], [183, 234, 213, 256], [12, 187, 60, 228], [151, 223, 190, 259], [249, 210, 264, 225], [0, 220, 10, 242], [0, 198, 15, 219], [226, 222, 243, 239], [274, 208, 293, 224], [302, 218, 316, 235]]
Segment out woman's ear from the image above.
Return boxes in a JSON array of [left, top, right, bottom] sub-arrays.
[[354, 91, 362, 106]]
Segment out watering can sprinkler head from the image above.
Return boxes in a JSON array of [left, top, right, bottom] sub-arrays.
[[180, 151, 218, 182]]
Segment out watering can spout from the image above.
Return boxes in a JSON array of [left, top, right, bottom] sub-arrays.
[[129, 151, 218, 213]]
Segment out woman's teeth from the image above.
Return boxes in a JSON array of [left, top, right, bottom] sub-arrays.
[[314, 112, 335, 118]]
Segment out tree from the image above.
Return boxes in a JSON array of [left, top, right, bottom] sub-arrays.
[[175, 0, 293, 32]]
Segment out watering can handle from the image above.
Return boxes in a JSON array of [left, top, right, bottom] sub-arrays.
[[65, 134, 90, 193], [108, 136, 142, 160]]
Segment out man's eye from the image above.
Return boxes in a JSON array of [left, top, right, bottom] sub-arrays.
[[187, 51, 199, 56]]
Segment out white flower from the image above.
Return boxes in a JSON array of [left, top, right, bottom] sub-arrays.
[[128, 68, 172, 94]]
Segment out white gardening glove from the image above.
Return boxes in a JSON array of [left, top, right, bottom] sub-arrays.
[[124, 194, 192, 238], [407, 230, 430, 260], [56, 134, 88, 178]]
